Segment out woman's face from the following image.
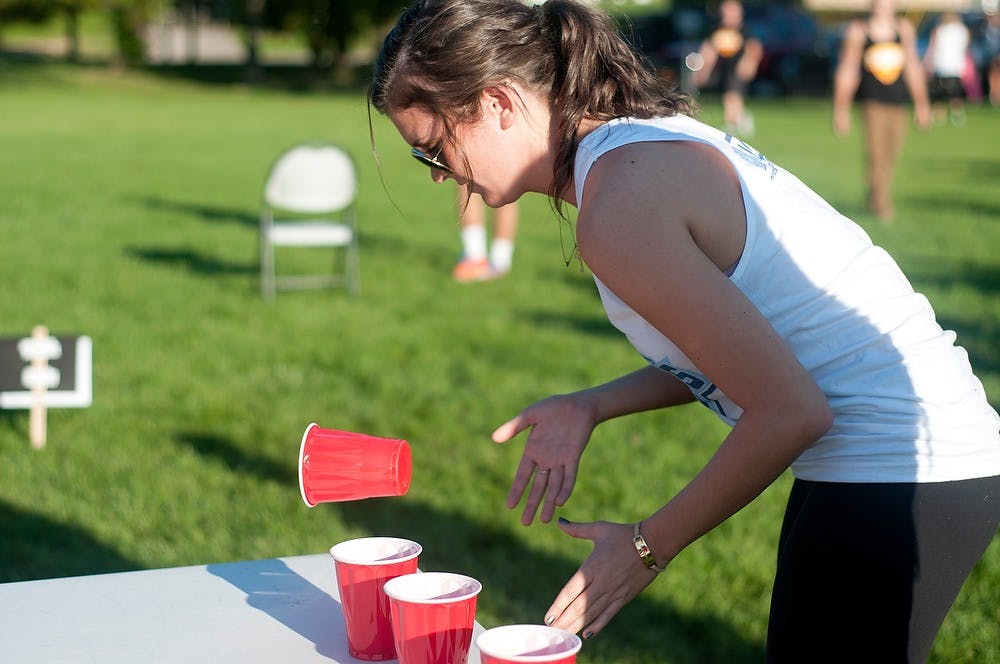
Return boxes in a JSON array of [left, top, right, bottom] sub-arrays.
[[870, 0, 896, 18], [388, 91, 534, 209]]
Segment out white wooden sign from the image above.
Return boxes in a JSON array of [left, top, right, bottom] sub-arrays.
[[0, 327, 92, 448]]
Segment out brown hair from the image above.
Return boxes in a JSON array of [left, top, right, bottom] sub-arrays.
[[370, 0, 693, 215]]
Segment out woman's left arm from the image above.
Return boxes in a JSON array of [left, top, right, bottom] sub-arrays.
[[545, 140, 833, 638]]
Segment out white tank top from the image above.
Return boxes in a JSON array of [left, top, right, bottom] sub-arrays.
[[574, 115, 1000, 483]]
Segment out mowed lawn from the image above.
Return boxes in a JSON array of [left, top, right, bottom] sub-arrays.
[[0, 60, 997, 663]]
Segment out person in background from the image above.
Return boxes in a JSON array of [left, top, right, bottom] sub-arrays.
[[833, 0, 931, 222], [371, 0, 1000, 660], [981, 9, 1000, 106], [453, 187, 518, 282], [693, 0, 763, 136], [924, 12, 972, 125]]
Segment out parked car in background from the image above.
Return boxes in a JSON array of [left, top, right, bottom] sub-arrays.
[[626, 3, 834, 96]]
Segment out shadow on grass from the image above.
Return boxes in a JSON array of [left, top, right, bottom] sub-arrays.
[[904, 157, 1000, 219], [176, 431, 295, 486], [136, 195, 258, 229], [919, 157, 1000, 187], [523, 308, 621, 339], [0, 500, 142, 583], [0, 50, 371, 94], [335, 498, 765, 663], [144, 62, 373, 94], [898, 259, 1000, 384], [903, 260, 1000, 298], [904, 193, 1000, 219], [125, 245, 256, 276]]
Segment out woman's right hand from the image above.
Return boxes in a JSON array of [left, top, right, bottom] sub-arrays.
[[492, 393, 599, 525]]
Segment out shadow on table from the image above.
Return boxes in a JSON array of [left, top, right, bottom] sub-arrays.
[[207, 557, 351, 661]]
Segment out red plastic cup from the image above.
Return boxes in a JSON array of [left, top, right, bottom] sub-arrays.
[[476, 625, 583, 663], [383, 572, 482, 664], [330, 537, 422, 661], [299, 423, 412, 506]]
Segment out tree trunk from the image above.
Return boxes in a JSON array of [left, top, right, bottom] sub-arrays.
[[244, 0, 264, 84], [65, 7, 79, 62]]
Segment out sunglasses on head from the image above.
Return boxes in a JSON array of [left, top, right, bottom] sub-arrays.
[[410, 146, 453, 174]]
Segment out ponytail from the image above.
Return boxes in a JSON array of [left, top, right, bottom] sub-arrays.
[[371, 0, 693, 216]]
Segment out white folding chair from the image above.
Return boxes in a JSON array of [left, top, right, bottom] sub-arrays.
[[259, 143, 360, 298]]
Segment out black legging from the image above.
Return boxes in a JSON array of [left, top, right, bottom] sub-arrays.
[[766, 475, 1000, 663]]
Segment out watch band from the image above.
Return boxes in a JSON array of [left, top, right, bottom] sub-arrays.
[[633, 521, 666, 573]]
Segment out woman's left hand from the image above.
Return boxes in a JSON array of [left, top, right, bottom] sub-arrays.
[[544, 519, 660, 639]]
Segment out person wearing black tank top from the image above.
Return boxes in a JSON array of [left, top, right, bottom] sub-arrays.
[[693, 0, 763, 137], [833, 0, 930, 222]]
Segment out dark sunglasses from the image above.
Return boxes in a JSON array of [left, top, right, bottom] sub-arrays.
[[410, 146, 453, 174]]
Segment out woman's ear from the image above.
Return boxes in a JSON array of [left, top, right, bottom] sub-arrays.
[[482, 85, 517, 130]]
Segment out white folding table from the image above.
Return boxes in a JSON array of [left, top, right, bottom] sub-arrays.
[[0, 553, 484, 663]]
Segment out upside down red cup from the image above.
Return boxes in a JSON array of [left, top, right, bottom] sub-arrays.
[[383, 572, 482, 664], [299, 423, 412, 506], [476, 624, 583, 663], [330, 537, 422, 661]]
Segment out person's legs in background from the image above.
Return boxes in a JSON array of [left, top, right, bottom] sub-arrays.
[[489, 199, 518, 277], [722, 90, 746, 136], [862, 101, 908, 222], [989, 55, 1000, 107], [453, 187, 518, 282]]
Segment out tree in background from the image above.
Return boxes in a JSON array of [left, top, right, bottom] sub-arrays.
[[2, 0, 411, 74], [0, 0, 54, 52], [301, 0, 407, 70], [107, 0, 153, 66], [55, 0, 98, 62], [247, 0, 408, 71]]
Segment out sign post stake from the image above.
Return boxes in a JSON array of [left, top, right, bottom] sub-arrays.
[[28, 326, 50, 450]]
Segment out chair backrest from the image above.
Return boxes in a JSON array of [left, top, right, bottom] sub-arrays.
[[264, 143, 357, 214]]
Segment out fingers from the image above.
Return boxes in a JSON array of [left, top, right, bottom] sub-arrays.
[[576, 596, 629, 640], [555, 462, 577, 506], [544, 567, 626, 639], [544, 568, 590, 633], [519, 463, 562, 525], [537, 466, 564, 524], [510, 462, 573, 524], [492, 413, 529, 443], [506, 455, 536, 510], [545, 520, 656, 639]]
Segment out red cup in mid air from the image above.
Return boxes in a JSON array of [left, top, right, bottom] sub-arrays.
[[298, 423, 412, 506]]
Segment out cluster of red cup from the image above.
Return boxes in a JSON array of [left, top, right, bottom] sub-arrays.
[[298, 424, 582, 663]]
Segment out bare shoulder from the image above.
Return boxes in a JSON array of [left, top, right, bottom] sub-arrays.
[[843, 20, 868, 43], [576, 139, 744, 271], [897, 17, 917, 40]]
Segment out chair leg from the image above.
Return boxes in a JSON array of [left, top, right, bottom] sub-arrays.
[[260, 237, 275, 300], [347, 243, 360, 295]]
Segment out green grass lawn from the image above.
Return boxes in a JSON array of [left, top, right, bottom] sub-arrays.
[[0, 60, 997, 663]]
